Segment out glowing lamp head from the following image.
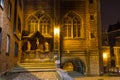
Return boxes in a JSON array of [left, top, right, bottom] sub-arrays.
[[54, 28, 60, 35]]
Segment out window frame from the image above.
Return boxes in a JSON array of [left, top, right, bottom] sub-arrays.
[[89, 0, 94, 4], [39, 15, 51, 35], [90, 14, 94, 21], [63, 12, 81, 39], [0, 29, 2, 53], [7, 0, 12, 19], [19, 0, 22, 9], [0, 0, 4, 9], [28, 16, 38, 33], [18, 16, 21, 33], [14, 42, 18, 57], [6, 35, 10, 55]]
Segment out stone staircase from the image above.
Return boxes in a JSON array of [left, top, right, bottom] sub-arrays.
[[10, 61, 56, 72]]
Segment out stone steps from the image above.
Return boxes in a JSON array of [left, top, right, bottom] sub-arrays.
[[9, 62, 56, 73]]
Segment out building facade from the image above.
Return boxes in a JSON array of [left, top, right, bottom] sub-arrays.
[[0, 0, 23, 76], [102, 22, 120, 73], [0, 0, 101, 76]]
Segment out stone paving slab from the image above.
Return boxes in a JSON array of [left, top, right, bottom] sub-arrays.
[[1, 72, 58, 80], [74, 77, 120, 80]]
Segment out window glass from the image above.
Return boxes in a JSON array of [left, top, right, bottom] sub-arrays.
[[63, 12, 81, 38], [90, 15, 94, 20], [89, 0, 93, 4], [0, 29, 2, 53], [28, 16, 38, 33], [8, 0, 11, 19], [19, 0, 22, 9], [18, 17, 21, 32], [6, 35, 10, 55], [0, 0, 4, 8], [39, 16, 51, 35], [13, 0, 17, 33], [14, 42, 18, 57]]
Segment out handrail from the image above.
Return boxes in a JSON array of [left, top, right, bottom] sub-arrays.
[[56, 68, 73, 80]]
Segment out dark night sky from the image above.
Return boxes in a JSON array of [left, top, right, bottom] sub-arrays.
[[101, 0, 120, 31]]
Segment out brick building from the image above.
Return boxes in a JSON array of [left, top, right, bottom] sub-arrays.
[[0, 0, 101, 76], [0, 0, 23, 76]]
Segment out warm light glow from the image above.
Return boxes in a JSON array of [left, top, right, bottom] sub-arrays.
[[54, 27, 60, 35], [103, 52, 107, 59]]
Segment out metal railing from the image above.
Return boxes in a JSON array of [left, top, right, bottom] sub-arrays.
[[56, 68, 73, 80]]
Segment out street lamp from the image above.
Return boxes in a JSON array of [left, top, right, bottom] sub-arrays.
[[103, 52, 108, 66], [54, 27, 60, 36], [54, 27, 60, 68], [54, 27, 60, 50], [103, 52, 109, 73]]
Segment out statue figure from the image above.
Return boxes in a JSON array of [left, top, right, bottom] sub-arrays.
[[45, 41, 49, 52], [36, 38, 39, 48], [27, 41, 31, 51]]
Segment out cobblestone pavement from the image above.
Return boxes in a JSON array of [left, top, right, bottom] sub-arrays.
[[1, 72, 58, 80], [74, 76, 120, 80]]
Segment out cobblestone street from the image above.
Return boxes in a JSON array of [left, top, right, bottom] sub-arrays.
[[75, 76, 120, 80], [1, 72, 58, 80], [1, 71, 120, 80]]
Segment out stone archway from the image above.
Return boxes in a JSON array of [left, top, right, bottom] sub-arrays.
[[61, 58, 85, 75]]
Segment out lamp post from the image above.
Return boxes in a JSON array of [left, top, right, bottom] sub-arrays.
[[54, 27, 60, 68], [103, 52, 109, 73]]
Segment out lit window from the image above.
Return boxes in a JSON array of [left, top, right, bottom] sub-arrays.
[[27, 14, 52, 36], [28, 16, 38, 33], [39, 15, 51, 35], [0, 0, 4, 8], [8, 0, 11, 19], [63, 12, 81, 38], [6, 35, 10, 55]]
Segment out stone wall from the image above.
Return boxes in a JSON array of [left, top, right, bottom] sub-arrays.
[[23, 0, 101, 76]]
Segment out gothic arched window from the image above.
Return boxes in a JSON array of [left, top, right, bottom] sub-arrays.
[[63, 12, 81, 38], [27, 16, 38, 33], [26, 13, 52, 37], [39, 15, 51, 36]]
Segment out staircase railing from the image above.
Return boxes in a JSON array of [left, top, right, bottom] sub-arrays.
[[56, 68, 73, 80]]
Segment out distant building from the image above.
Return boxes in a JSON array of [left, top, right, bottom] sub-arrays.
[[102, 22, 120, 73], [108, 22, 120, 67], [0, 0, 101, 76]]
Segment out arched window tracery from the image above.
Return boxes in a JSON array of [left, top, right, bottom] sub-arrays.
[[27, 16, 38, 33], [63, 12, 82, 38], [27, 14, 52, 37]]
